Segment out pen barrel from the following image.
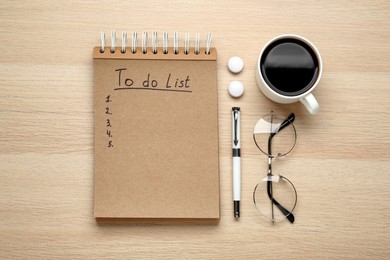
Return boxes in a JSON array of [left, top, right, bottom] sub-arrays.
[[232, 156, 241, 201]]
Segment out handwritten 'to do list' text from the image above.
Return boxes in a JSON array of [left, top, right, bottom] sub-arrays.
[[114, 68, 192, 93]]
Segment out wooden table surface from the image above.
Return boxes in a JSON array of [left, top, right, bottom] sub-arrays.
[[1, 1, 389, 259]]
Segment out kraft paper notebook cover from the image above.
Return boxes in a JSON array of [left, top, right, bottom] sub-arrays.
[[93, 31, 220, 221]]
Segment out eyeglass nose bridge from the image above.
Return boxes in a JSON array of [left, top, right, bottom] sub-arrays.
[[268, 156, 272, 175]]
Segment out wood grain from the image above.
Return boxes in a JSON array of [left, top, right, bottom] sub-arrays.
[[1, 0, 389, 259]]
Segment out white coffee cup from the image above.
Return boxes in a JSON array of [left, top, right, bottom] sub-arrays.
[[256, 34, 322, 114]]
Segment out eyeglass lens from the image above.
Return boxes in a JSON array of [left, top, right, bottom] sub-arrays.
[[253, 112, 296, 158]]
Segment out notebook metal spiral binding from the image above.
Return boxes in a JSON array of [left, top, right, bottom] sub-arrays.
[[173, 32, 179, 54], [121, 32, 127, 53], [152, 31, 158, 54], [131, 32, 137, 54], [99, 30, 213, 55], [100, 31, 105, 53], [163, 32, 168, 54], [184, 32, 190, 55], [194, 33, 200, 55], [110, 31, 116, 53], [142, 31, 148, 54]]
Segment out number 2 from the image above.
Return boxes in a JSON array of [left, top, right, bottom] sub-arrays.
[[105, 107, 112, 115]]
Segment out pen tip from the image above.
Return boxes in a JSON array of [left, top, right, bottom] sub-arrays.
[[234, 201, 240, 218]]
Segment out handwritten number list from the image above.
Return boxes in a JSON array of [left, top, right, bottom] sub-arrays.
[[105, 94, 113, 148]]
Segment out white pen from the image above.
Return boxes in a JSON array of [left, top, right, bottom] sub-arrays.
[[232, 107, 241, 218]]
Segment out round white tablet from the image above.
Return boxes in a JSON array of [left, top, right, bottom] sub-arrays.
[[228, 80, 244, 98], [228, 56, 244, 73]]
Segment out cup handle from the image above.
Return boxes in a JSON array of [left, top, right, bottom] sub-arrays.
[[300, 93, 319, 115]]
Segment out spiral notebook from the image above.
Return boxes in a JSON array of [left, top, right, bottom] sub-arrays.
[[93, 31, 220, 222]]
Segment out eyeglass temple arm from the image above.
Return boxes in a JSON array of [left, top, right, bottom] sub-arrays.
[[267, 113, 296, 223], [270, 113, 295, 138], [266, 155, 295, 223], [267, 181, 295, 223]]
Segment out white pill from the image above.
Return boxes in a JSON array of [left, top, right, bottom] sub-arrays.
[[228, 56, 244, 73], [228, 81, 244, 98]]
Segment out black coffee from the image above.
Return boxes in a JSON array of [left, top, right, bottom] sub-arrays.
[[260, 38, 319, 96]]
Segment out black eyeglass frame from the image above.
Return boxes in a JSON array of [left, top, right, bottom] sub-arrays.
[[253, 112, 298, 223]]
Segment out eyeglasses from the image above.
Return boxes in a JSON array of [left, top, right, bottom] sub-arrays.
[[253, 112, 298, 223]]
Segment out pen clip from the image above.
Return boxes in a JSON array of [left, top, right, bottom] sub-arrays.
[[233, 110, 238, 146]]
